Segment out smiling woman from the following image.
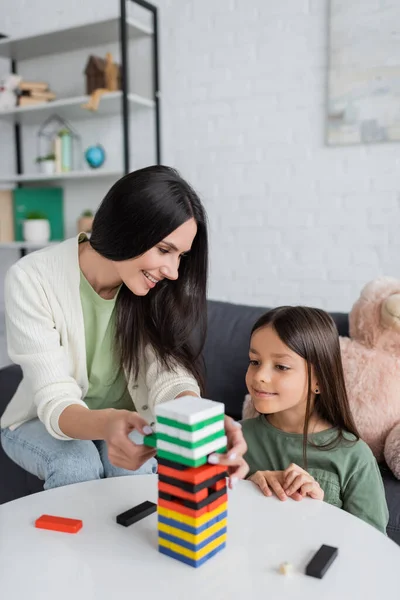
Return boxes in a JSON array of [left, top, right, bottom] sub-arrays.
[[0, 165, 248, 491]]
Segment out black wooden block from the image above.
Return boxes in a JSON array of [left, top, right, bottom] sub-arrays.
[[116, 500, 157, 527], [305, 544, 338, 579]]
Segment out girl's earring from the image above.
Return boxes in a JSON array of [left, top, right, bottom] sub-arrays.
[[315, 387, 319, 394]]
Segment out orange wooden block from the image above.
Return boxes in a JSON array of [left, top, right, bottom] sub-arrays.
[[215, 479, 227, 492], [158, 463, 227, 485], [35, 514, 83, 534], [158, 493, 228, 518], [158, 480, 208, 503]]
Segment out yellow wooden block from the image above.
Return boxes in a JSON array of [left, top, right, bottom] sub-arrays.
[[159, 533, 227, 560], [157, 501, 227, 528], [158, 518, 227, 545]]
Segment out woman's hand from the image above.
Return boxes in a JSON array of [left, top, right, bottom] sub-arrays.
[[103, 409, 157, 470], [282, 463, 324, 500], [208, 416, 249, 488]]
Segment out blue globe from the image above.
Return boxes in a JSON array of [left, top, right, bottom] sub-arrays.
[[85, 144, 106, 169]]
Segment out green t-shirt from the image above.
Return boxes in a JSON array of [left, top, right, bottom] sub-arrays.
[[80, 270, 133, 412], [242, 415, 389, 534]]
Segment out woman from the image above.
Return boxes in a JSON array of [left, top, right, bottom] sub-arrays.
[[1, 165, 248, 489]]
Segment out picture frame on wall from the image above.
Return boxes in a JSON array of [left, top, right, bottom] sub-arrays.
[[327, 0, 400, 145]]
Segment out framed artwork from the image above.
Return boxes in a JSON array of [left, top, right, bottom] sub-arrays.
[[327, 0, 400, 145]]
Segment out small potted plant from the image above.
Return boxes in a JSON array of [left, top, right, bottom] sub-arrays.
[[77, 209, 94, 235], [23, 211, 50, 243], [35, 153, 56, 175]]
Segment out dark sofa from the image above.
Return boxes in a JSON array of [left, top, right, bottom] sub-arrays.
[[1, 299, 400, 544]]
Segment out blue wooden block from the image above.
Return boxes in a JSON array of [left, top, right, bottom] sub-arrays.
[[159, 541, 226, 568], [158, 526, 227, 552]]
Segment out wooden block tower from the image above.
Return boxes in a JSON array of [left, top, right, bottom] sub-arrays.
[[144, 396, 228, 568]]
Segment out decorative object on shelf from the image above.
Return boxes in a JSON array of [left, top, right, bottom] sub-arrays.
[[59, 128, 72, 172], [0, 73, 21, 111], [37, 115, 82, 174], [35, 153, 56, 175], [22, 211, 50, 243], [84, 144, 106, 169], [0, 190, 15, 242], [17, 80, 56, 107], [82, 52, 121, 111], [77, 209, 94, 234], [13, 187, 64, 242]]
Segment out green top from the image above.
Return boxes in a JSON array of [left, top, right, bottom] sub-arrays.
[[80, 270, 133, 412], [242, 415, 389, 534]]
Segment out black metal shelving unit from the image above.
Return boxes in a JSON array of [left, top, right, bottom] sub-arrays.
[[1, 0, 161, 256]]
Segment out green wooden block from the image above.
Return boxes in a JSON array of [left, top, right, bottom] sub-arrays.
[[156, 413, 224, 432], [143, 433, 157, 448], [157, 447, 226, 468], [157, 429, 225, 449]]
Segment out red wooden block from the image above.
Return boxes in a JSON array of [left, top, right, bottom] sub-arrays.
[[35, 514, 83, 534], [158, 480, 208, 503], [158, 462, 227, 485], [158, 493, 228, 518]]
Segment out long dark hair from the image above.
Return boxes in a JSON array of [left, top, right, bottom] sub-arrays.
[[251, 306, 360, 467], [90, 165, 208, 393]]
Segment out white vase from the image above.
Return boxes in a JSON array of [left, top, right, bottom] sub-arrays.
[[40, 160, 56, 175], [23, 219, 50, 243]]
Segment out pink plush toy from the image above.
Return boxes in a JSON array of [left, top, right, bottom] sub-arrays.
[[242, 277, 400, 478], [340, 277, 400, 478]]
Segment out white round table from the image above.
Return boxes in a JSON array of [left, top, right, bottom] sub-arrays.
[[0, 476, 398, 599]]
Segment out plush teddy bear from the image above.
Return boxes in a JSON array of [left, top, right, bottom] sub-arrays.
[[0, 74, 21, 110], [340, 277, 400, 478], [242, 277, 400, 478]]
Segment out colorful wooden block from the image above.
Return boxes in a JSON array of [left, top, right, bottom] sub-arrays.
[[157, 502, 228, 533], [159, 532, 227, 561], [155, 396, 224, 428], [158, 460, 227, 485], [158, 492, 227, 518], [159, 484, 227, 511], [158, 470, 227, 493], [35, 514, 82, 534], [159, 541, 226, 568], [158, 519, 227, 551]]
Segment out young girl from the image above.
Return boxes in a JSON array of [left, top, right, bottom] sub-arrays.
[[242, 306, 389, 534]]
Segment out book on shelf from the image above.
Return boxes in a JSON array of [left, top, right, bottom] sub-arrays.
[[0, 190, 15, 242], [30, 90, 56, 101], [18, 96, 49, 107], [19, 81, 48, 92], [12, 188, 64, 242]]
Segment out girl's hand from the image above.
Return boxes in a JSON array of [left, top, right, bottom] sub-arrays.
[[208, 416, 249, 488], [104, 410, 157, 470], [283, 463, 324, 500], [249, 470, 296, 501]]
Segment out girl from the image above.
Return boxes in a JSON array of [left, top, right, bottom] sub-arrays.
[[242, 306, 389, 533], [1, 165, 247, 489]]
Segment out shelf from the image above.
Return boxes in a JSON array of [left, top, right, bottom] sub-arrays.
[[0, 92, 155, 126], [0, 16, 153, 60], [0, 169, 123, 184], [0, 241, 60, 249]]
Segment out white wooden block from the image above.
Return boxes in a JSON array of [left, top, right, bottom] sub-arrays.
[[155, 396, 224, 425], [156, 420, 224, 442], [157, 435, 227, 460]]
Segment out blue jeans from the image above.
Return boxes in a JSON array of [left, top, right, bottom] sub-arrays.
[[1, 418, 157, 490]]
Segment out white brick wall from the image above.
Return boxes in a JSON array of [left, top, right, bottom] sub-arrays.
[[0, 0, 399, 325]]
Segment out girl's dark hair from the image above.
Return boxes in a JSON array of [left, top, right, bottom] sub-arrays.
[[90, 165, 208, 393], [251, 306, 360, 467]]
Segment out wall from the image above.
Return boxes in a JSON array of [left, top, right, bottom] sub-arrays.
[[0, 0, 398, 324]]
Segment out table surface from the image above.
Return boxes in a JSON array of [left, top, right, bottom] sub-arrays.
[[0, 475, 399, 600]]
